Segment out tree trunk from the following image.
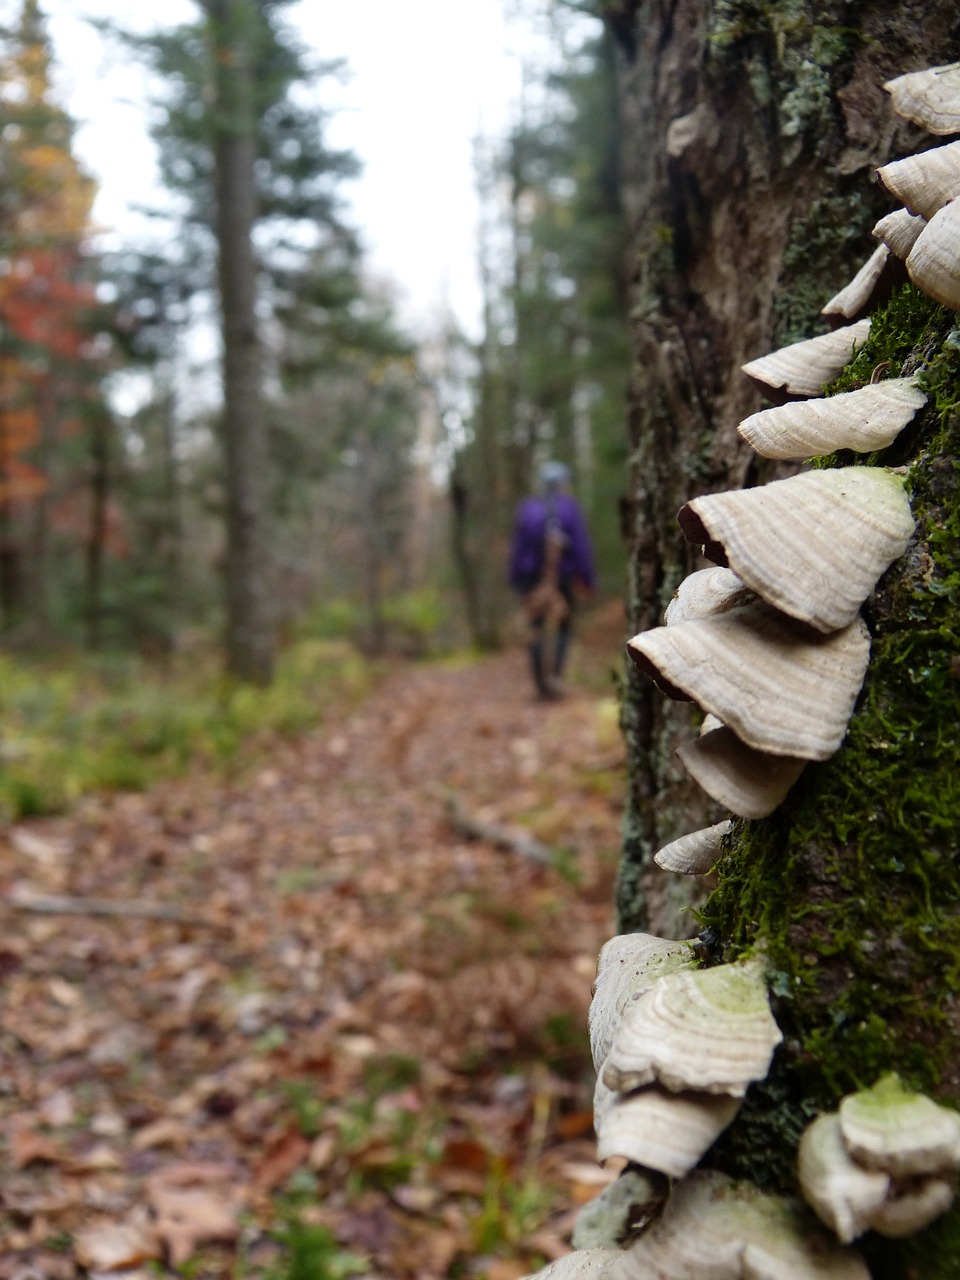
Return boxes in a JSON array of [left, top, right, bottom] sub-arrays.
[[84, 409, 109, 650], [610, 0, 960, 938], [607, 2, 960, 1271], [207, 0, 274, 684]]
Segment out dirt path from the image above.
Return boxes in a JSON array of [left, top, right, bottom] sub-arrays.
[[0, 611, 627, 1280]]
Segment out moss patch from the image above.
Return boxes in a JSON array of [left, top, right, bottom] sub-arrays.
[[701, 288, 960, 1260]]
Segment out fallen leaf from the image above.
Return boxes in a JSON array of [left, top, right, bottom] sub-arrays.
[[252, 1129, 310, 1194], [147, 1183, 240, 1267], [9, 1129, 66, 1170], [73, 1221, 158, 1271]]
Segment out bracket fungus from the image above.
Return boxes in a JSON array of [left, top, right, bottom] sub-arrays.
[[872, 206, 927, 260], [797, 1113, 893, 1243], [906, 198, 960, 310], [572, 1168, 668, 1250], [884, 62, 960, 135], [663, 564, 749, 626], [627, 601, 871, 760], [595, 1075, 741, 1179], [625, 1172, 868, 1280], [520, 1247, 623, 1279], [653, 820, 733, 875], [740, 320, 871, 401], [876, 139, 960, 221], [676, 468, 915, 633], [737, 378, 927, 460], [601, 956, 782, 1097], [837, 1073, 960, 1177], [589, 933, 695, 1071], [799, 1078, 960, 1242], [821, 243, 896, 324], [676, 723, 807, 821]]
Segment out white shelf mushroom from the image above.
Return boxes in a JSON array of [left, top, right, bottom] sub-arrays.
[[653, 820, 733, 874], [798, 1113, 892, 1243], [799, 1077, 960, 1242], [741, 320, 871, 400], [601, 956, 782, 1096], [838, 1073, 960, 1177], [627, 601, 872, 760], [594, 1075, 741, 1179], [623, 1172, 869, 1280], [884, 63, 960, 134], [876, 139, 960, 221], [663, 565, 749, 625], [821, 244, 892, 323], [677, 723, 806, 820], [589, 933, 695, 1070], [906, 198, 960, 311], [520, 1246, 622, 1279], [872, 207, 927, 260], [676, 467, 916, 633], [737, 378, 927, 460]]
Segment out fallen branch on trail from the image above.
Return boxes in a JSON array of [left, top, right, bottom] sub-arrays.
[[6, 888, 221, 927], [444, 793, 555, 865]]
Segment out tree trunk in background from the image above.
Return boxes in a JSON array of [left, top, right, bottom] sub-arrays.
[[207, 0, 274, 685], [607, 2, 960, 1271], [84, 409, 109, 650]]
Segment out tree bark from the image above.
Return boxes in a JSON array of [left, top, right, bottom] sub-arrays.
[[607, 3, 960, 1271], [609, 0, 960, 939], [207, 0, 274, 684]]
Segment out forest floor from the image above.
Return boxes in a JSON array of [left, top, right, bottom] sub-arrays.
[[0, 603, 630, 1280]]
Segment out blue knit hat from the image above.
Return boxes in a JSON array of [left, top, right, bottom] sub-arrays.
[[539, 460, 570, 491]]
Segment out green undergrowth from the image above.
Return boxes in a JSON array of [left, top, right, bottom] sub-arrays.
[[0, 638, 375, 818], [702, 286, 960, 1246]]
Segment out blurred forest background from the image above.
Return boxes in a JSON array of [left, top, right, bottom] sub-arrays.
[[0, 0, 630, 817]]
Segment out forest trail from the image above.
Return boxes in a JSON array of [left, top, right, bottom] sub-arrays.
[[0, 605, 628, 1280]]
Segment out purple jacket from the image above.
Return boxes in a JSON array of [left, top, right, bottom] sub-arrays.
[[509, 493, 596, 593]]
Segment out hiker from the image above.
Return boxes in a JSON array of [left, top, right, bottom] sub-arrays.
[[509, 461, 596, 700]]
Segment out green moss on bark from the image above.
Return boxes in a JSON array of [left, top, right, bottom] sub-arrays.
[[699, 284, 960, 1272]]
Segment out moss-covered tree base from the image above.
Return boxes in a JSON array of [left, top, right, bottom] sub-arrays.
[[700, 285, 960, 1275]]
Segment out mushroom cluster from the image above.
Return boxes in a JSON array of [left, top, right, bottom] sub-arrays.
[[589, 936, 781, 1179], [875, 65, 960, 311], [533, 1172, 870, 1279], [521, 58, 960, 1280], [798, 1075, 960, 1243]]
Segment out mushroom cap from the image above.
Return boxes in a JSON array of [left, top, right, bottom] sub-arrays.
[[572, 1167, 668, 1250], [677, 723, 807, 820], [601, 956, 782, 1096], [876, 140, 960, 221], [872, 207, 927, 260], [866, 1176, 956, 1238], [621, 1171, 870, 1280], [589, 933, 695, 1070], [884, 63, 960, 135], [737, 378, 927, 460], [838, 1073, 960, 1177], [797, 1112, 891, 1243], [654, 820, 733, 874], [906, 199, 960, 310], [627, 601, 872, 761], [520, 1246, 623, 1279], [821, 244, 892, 323], [677, 468, 915, 633], [663, 565, 749, 625], [594, 1076, 741, 1179], [741, 321, 871, 401]]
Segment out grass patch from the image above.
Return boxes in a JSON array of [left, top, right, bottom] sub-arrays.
[[0, 638, 375, 818]]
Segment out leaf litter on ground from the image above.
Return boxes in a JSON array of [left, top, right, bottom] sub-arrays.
[[0, 606, 628, 1279]]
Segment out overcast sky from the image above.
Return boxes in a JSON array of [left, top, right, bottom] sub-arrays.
[[4, 0, 542, 339]]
